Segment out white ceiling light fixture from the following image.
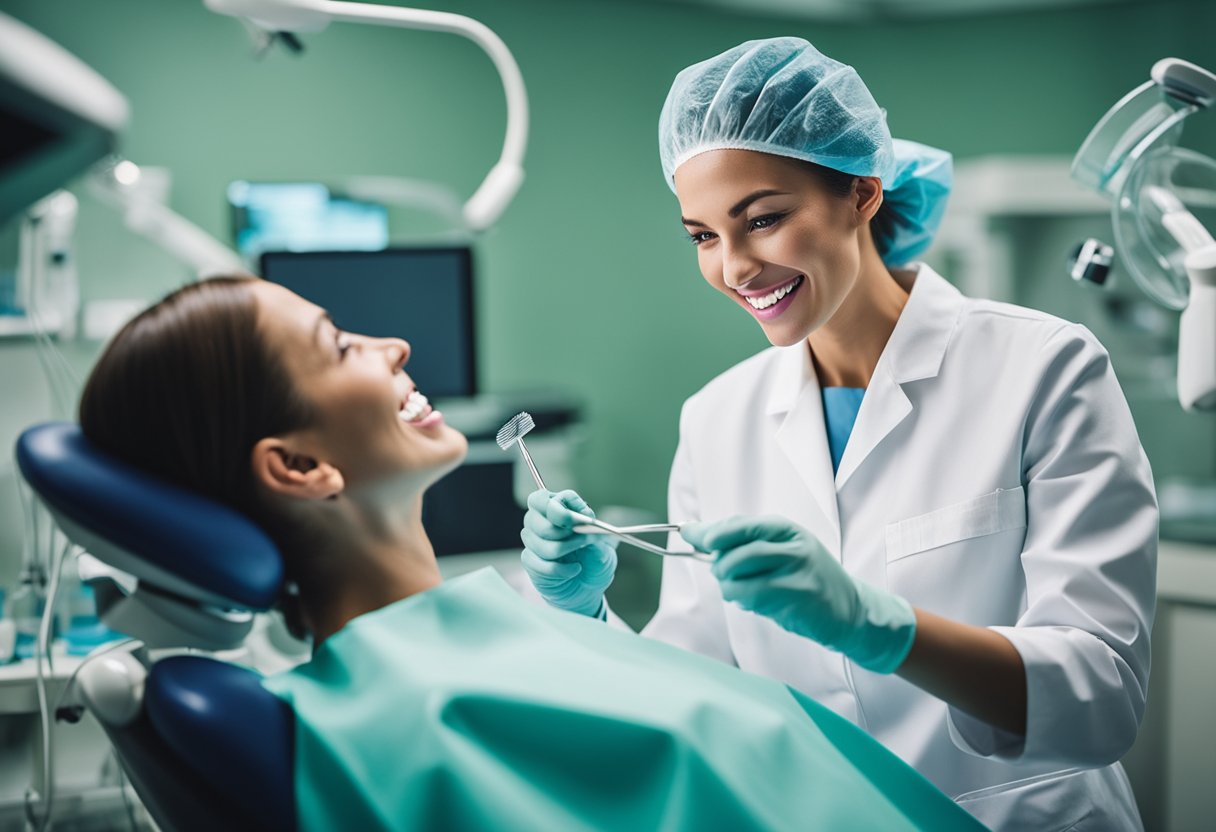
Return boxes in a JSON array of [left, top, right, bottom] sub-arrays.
[[204, 0, 528, 232]]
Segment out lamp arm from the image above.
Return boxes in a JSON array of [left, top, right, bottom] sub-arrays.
[[90, 165, 246, 278], [204, 0, 529, 229], [323, 3, 526, 166], [208, 0, 529, 231], [318, 2, 527, 230]]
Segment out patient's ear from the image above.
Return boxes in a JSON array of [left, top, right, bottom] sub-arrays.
[[251, 437, 344, 501]]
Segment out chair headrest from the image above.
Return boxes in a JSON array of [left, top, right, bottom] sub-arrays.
[[16, 422, 283, 610]]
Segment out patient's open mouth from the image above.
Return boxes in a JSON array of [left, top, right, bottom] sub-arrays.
[[399, 390, 430, 423], [398, 389, 444, 429]]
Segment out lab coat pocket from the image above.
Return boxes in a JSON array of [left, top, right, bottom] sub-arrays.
[[953, 767, 1094, 831], [884, 487, 1027, 622], [885, 486, 1027, 563]]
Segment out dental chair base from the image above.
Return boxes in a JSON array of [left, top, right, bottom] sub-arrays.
[[16, 422, 296, 830], [75, 651, 294, 831]]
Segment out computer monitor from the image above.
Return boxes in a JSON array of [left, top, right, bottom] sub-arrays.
[[260, 248, 477, 398], [229, 181, 388, 261]]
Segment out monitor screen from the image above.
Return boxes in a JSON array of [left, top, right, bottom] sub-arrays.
[[260, 248, 477, 398], [229, 181, 388, 261]]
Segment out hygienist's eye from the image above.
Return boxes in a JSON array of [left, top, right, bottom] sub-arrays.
[[748, 212, 788, 232], [687, 230, 716, 246], [335, 331, 352, 360]]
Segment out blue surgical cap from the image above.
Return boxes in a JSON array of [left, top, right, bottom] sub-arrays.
[[883, 139, 953, 265], [659, 37, 953, 265]]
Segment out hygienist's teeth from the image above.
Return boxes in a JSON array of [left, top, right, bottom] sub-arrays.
[[745, 276, 802, 311]]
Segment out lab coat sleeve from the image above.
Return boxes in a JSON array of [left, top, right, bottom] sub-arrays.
[[634, 402, 739, 667], [943, 323, 1152, 768], [946, 324, 1158, 768]]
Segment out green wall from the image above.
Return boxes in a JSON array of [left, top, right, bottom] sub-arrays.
[[2, 0, 1214, 580]]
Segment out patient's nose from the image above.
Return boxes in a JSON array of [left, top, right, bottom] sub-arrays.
[[387, 339, 410, 371]]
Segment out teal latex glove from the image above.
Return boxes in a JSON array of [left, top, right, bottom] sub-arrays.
[[681, 516, 917, 674], [521, 489, 618, 618]]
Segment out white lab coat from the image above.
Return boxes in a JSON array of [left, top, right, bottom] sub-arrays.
[[615, 265, 1157, 832]]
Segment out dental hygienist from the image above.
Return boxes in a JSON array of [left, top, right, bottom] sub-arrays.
[[520, 38, 1157, 831]]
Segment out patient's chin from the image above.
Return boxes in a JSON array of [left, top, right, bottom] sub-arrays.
[[431, 434, 468, 484], [390, 433, 468, 496], [431, 432, 468, 479]]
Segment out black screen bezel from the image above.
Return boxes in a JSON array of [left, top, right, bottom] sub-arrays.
[[259, 246, 478, 398]]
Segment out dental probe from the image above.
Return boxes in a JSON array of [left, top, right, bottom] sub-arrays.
[[496, 413, 711, 560]]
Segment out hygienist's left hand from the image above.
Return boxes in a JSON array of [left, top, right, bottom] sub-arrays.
[[681, 516, 917, 674]]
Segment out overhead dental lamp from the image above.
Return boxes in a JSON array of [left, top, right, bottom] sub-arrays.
[[0, 13, 128, 225], [204, 0, 529, 232], [1070, 58, 1216, 411], [1, 12, 122, 338], [1, 13, 243, 341]]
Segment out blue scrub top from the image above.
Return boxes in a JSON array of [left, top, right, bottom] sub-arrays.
[[822, 387, 865, 473]]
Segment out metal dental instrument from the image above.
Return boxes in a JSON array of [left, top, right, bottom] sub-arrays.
[[496, 412, 712, 561], [570, 521, 714, 562], [496, 412, 548, 491]]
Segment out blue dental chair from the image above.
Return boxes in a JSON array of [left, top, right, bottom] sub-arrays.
[[16, 422, 297, 832]]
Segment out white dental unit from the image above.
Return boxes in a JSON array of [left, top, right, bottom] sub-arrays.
[[1070, 57, 1216, 412]]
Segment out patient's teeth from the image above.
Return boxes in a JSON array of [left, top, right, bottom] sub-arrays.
[[399, 390, 431, 423]]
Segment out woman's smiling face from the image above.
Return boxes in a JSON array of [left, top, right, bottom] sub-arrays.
[[251, 280, 467, 496], [675, 149, 875, 347]]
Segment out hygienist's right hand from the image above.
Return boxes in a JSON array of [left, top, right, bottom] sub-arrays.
[[521, 489, 618, 618]]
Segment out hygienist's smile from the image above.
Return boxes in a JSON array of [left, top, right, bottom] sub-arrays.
[[675, 149, 871, 349], [735, 273, 806, 320]]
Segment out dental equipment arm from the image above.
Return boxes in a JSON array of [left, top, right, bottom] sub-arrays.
[[341, 176, 465, 227], [0, 12, 128, 225], [89, 160, 245, 278], [1146, 186, 1216, 410], [204, 0, 528, 232]]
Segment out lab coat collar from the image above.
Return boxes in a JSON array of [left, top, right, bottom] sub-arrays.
[[773, 366, 841, 554], [764, 264, 963, 417], [835, 265, 963, 488], [766, 265, 965, 511], [765, 339, 816, 417], [879, 264, 964, 385]]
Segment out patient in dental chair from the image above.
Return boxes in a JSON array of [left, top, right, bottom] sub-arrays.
[[79, 276, 982, 832]]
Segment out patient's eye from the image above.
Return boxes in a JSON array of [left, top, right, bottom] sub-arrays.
[[335, 330, 351, 360]]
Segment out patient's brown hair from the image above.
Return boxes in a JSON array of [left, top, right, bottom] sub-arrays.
[[80, 276, 315, 512], [79, 277, 319, 633]]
